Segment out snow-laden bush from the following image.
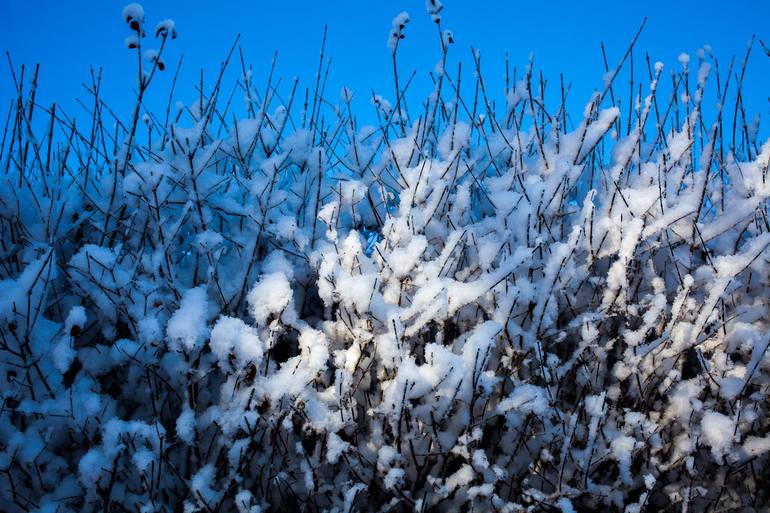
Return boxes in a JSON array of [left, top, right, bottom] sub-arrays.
[[1, 4, 770, 512]]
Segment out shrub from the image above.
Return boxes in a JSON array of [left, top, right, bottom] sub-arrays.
[[1, 3, 769, 512]]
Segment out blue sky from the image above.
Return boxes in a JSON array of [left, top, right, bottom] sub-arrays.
[[2, 0, 768, 135]]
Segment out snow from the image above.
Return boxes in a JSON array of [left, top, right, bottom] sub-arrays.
[[443, 29, 454, 46], [132, 448, 155, 473], [585, 392, 606, 416], [167, 286, 211, 351], [437, 121, 470, 158], [0, 251, 54, 323], [583, 107, 619, 156], [78, 449, 109, 487], [124, 34, 139, 49], [445, 464, 475, 492], [210, 315, 263, 368], [154, 18, 177, 39], [65, 306, 87, 332], [383, 467, 405, 490], [144, 49, 158, 62], [497, 384, 549, 416], [697, 61, 711, 86], [611, 435, 637, 484], [700, 411, 736, 464], [343, 484, 366, 513], [144, 49, 165, 70], [742, 436, 770, 458], [387, 12, 410, 51], [190, 465, 223, 508], [644, 474, 656, 489], [176, 407, 196, 445], [378, 445, 400, 470], [196, 230, 223, 253], [325, 432, 349, 464], [425, 0, 444, 23], [247, 272, 293, 325], [556, 498, 577, 513], [298, 327, 329, 373], [122, 3, 145, 25], [52, 336, 76, 372], [235, 490, 256, 513]]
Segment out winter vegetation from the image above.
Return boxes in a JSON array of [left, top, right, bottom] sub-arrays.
[[2, 2, 770, 512]]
